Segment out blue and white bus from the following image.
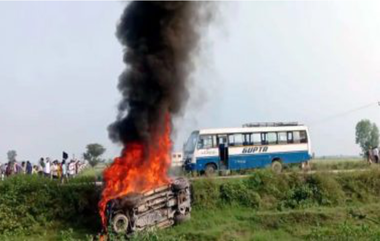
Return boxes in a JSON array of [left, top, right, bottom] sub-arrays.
[[183, 122, 312, 174]]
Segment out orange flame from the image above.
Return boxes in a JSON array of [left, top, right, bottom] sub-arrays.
[[98, 114, 172, 228]]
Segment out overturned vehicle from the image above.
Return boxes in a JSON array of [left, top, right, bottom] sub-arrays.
[[105, 177, 191, 235]]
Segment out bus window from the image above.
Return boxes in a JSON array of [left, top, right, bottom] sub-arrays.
[[300, 131, 308, 143], [261, 133, 268, 145], [278, 132, 287, 144], [197, 135, 214, 149], [251, 133, 261, 145], [243, 134, 251, 145], [217, 135, 227, 145], [293, 131, 307, 144], [287, 132, 293, 143], [235, 134, 243, 146], [267, 132, 277, 145], [228, 135, 234, 146], [228, 133, 244, 146], [184, 131, 199, 153]]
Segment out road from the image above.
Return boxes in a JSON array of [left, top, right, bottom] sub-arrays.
[[187, 168, 370, 181]]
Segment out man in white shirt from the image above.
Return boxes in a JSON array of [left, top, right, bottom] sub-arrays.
[[44, 157, 51, 178], [68, 160, 76, 177], [0, 163, 5, 181]]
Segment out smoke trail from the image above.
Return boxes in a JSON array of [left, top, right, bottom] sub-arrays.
[[108, 2, 210, 146]]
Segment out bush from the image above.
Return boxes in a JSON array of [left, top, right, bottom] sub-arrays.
[[4, 169, 380, 238], [0, 175, 100, 235], [192, 169, 380, 211], [306, 174, 345, 206], [220, 181, 261, 208], [191, 179, 220, 209]]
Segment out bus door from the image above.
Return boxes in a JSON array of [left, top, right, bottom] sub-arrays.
[[218, 135, 229, 169]]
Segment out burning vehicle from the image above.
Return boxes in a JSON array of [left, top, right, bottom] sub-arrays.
[[98, 1, 211, 236], [105, 177, 191, 234]]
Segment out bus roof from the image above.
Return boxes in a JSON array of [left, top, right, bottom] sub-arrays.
[[198, 125, 309, 135]]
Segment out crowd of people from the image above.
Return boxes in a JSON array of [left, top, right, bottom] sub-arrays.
[[0, 157, 88, 182]]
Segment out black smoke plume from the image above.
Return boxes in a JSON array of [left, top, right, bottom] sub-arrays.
[[109, 2, 210, 145]]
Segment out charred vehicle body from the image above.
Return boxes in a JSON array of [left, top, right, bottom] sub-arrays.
[[105, 177, 191, 235]]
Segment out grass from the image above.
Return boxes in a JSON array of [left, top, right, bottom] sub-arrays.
[[0, 225, 93, 241], [4, 163, 380, 240], [159, 203, 380, 241], [78, 163, 107, 180], [11, 204, 380, 241], [309, 157, 370, 172]]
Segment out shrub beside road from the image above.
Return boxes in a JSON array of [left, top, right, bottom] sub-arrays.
[[1, 159, 380, 240], [160, 169, 380, 240], [0, 175, 100, 240]]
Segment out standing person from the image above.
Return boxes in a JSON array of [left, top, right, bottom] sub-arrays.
[[75, 160, 79, 175], [57, 160, 62, 179], [5, 161, 13, 177], [51, 160, 59, 179], [68, 160, 75, 178], [368, 148, 374, 165], [0, 163, 5, 181], [32, 165, 38, 175], [373, 147, 379, 164], [21, 161, 26, 174], [15, 161, 23, 174], [61, 159, 67, 183], [39, 157, 45, 169], [26, 161, 33, 175], [44, 158, 51, 178]]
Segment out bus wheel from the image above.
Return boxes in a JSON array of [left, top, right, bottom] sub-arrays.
[[271, 160, 283, 173], [205, 164, 217, 176]]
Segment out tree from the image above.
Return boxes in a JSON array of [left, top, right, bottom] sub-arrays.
[[7, 150, 17, 162], [83, 143, 106, 167], [355, 119, 379, 155]]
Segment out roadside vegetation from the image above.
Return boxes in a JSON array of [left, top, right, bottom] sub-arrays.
[[78, 157, 372, 181], [156, 168, 380, 240], [2, 166, 380, 240], [0, 175, 101, 240], [309, 157, 370, 172]]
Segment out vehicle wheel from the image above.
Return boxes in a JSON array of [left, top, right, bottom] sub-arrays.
[[271, 160, 283, 173], [205, 163, 217, 176], [120, 193, 142, 208], [112, 213, 129, 234], [174, 213, 191, 224], [172, 177, 189, 191]]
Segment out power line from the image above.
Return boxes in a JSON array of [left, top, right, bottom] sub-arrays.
[[309, 101, 379, 126]]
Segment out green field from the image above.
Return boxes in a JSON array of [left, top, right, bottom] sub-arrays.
[[6, 204, 380, 241], [310, 157, 370, 172], [158, 204, 380, 241], [2, 159, 380, 241], [79, 157, 372, 181]]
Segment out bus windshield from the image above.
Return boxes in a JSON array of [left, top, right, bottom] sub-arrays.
[[184, 131, 199, 154]]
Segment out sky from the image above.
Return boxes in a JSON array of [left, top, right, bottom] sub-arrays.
[[1, 1, 380, 162]]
